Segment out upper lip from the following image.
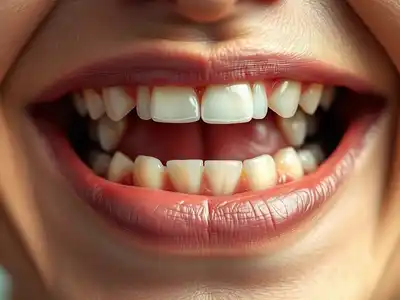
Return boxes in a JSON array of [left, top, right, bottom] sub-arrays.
[[34, 42, 379, 103]]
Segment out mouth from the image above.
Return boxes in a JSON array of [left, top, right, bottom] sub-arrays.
[[29, 52, 386, 255]]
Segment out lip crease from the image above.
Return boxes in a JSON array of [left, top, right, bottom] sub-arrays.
[[30, 48, 384, 255]]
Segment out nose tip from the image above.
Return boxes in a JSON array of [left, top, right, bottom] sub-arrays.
[[175, 0, 237, 23]]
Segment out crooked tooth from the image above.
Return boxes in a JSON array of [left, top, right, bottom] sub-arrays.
[[277, 110, 307, 147], [202, 84, 253, 124], [299, 84, 323, 115], [204, 160, 242, 196], [151, 86, 200, 123], [83, 89, 105, 120], [107, 152, 134, 183], [136, 86, 151, 121], [73, 93, 87, 117], [97, 116, 127, 152], [274, 147, 304, 182], [243, 155, 277, 191], [133, 156, 165, 190], [167, 160, 203, 194], [252, 82, 268, 119], [269, 81, 301, 118], [320, 87, 335, 111], [103, 87, 135, 122], [89, 151, 111, 176]]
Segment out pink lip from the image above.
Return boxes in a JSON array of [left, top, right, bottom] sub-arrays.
[[38, 111, 379, 255], [31, 46, 383, 255], [34, 45, 378, 104]]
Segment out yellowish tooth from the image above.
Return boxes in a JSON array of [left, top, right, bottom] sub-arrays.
[[243, 155, 277, 191], [107, 152, 134, 183], [299, 83, 323, 115], [136, 86, 151, 120], [273, 147, 304, 182], [97, 116, 127, 152], [277, 110, 307, 147], [320, 87, 335, 111], [166, 160, 203, 194], [103, 87, 135, 122], [204, 160, 242, 196], [89, 151, 111, 176], [269, 81, 301, 118], [73, 93, 87, 117], [83, 89, 105, 120], [133, 156, 165, 190]]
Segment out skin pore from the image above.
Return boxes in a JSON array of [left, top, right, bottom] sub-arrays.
[[1, 1, 400, 299]]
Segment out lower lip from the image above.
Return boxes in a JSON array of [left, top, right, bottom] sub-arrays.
[[38, 111, 381, 255]]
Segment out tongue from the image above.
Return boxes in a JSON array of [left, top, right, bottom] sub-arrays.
[[118, 115, 287, 163]]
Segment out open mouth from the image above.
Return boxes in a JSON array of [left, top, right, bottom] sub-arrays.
[[30, 59, 386, 254]]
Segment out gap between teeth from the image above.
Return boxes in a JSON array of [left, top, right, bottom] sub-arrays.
[[73, 81, 335, 124], [90, 145, 325, 196]]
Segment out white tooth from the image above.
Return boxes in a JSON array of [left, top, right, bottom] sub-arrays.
[[277, 110, 307, 147], [103, 87, 135, 122], [274, 147, 304, 182], [303, 144, 325, 163], [151, 86, 200, 123], [297, 149, 321, 174], [252, 82, 268, 119], [299, 84, 323, 115], [89, 151, 112, 176], [107, 152, 134, 183], [204, 160, 242, 196], [133, 156, 165, 190], [243, 155, 277, 191], [166, 160, 203, 194], [136, 86, 151, 120], [83, 89, 105, 120], [97, 116, 127, 152], [320, 87, 335, 111], [306, 115, 318, 137], [201, 84, 253, 124], [73, 94, 87, 117], [269, 81, 301, 118]]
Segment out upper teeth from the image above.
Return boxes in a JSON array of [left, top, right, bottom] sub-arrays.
[[76, 81, 333, 125]]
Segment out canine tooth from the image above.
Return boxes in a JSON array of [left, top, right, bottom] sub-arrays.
[[277, 110, 307, 147], [252, 82, 268, 119], [103, 87, 135, 122], [243, 155, 277, 191], [97, 116, 127, 152], [166, 160, 203, 194], [204, 160, 242, 196], [73, 94, 87, 116], [151, 87, 200, 123], [274, 147, 304, 181], [201, 84, 253, 124], [107, 152, 134, 183], [89, 151, 111, 176], [83, 89, 105, 120], [320, 87, 335, 111], [299, 84, 323, 115], [269, 81, 301, 118], [136, 86, 151, 120], [133, 156, 164, 190]]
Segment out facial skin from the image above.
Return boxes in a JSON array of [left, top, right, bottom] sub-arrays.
[[1, 1, 400, 299]]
